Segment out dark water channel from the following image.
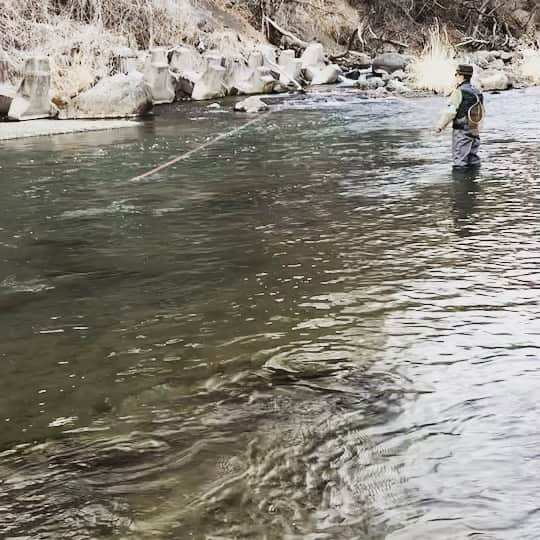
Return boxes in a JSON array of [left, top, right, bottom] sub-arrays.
[[0, 87, 539, 539]]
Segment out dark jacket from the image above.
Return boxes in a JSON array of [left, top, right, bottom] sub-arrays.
[[453, 82, 484, 130]]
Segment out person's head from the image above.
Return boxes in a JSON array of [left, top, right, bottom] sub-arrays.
[[455, 64, 474, 84]]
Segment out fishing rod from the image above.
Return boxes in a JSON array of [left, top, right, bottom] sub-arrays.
[[127, 111, 273, 183]]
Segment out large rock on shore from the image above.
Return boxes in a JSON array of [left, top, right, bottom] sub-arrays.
[[61, 72, 152, 119], [355, 76, 384, 91], [372, 53, 411, 74], [478, 69, 511, 91]]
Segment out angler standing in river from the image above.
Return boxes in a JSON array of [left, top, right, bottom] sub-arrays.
[[436, 64, 485, 169]]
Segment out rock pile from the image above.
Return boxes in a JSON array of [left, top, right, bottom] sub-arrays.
[[0, 42, 534, 122]]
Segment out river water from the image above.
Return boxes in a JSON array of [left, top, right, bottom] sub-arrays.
[[0, 87, 539, 539]]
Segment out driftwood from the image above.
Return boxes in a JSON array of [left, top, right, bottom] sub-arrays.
[[336, 20, 408, 57], [456, 37, 490, 47], [263, 16, 308, 50]]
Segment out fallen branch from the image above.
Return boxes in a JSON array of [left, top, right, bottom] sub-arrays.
[[263, 16, 308, 50], [363, 24, 408, 50], [330, 28, 359, 61], [372, 37, 409, 49], [455, 37, 490, 47]]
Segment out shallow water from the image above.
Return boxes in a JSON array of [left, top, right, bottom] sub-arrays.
[[0, 87, 539, 539]]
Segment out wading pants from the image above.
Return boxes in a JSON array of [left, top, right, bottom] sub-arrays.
[[452, 127, 480, 168]]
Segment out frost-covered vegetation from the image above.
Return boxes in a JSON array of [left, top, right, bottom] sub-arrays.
[[0, 0, 539, 101]]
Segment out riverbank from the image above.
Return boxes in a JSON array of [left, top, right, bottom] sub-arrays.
[[1, 1, 539, 124]]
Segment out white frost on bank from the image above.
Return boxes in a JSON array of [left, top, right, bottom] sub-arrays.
[[0, 119, 140, 140]]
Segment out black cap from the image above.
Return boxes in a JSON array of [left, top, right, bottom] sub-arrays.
[[456, 64, 474, 77]]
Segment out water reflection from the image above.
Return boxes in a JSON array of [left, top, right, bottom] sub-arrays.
[[0, 87, 539, 539], [451, 167, 481, 237]]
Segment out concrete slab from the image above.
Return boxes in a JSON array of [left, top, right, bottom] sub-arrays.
[[0, 119, 141, 141]]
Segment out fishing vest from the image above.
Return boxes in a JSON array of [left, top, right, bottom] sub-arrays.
[[453, 82, 483, 130]]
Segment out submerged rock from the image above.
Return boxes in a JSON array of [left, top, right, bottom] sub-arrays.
[[61, 72, 152, 119], [234, 96, 268, 113]]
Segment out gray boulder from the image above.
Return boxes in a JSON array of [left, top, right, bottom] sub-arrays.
[[470, 51, 497, 69], [350, 52, 372, 69], [372, 53, 411, 74], [373, 69, 391, 82], [489, 59, 505, 70], [478, 69, 511, 91], [355, 77, 384, 91], [385, 79, 409, 93], [61, 72, 152, 119]]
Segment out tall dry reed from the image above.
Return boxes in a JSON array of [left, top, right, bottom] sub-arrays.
[[409, 26, 457, 95]]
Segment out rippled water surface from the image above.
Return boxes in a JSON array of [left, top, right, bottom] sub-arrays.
[[1, 87, 540, 539]]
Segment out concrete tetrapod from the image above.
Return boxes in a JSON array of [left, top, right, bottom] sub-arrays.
[[278, 50, 302, 86], [191, 54, 227, 101], [144, 48, 175, 104], [8, 57, 57, 121], [301, 43, 340, 85]]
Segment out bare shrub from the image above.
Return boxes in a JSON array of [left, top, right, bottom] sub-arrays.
[[409, 25, 457, 94], [518, 47, 540, 84]]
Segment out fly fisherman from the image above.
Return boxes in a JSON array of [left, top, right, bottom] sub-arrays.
[[436, 64, 484, 169]]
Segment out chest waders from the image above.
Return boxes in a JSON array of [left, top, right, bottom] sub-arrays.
[[452, 82, 484, 168]]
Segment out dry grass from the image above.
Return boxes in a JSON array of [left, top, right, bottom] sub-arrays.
[[409, 26, 457, 94], [298, 0, 360, 44], [240, 0, 359, 47], [0, 0, 252, 102]]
